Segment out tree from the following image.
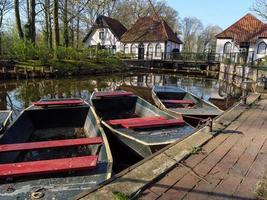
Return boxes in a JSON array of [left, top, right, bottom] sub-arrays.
[[53, 0, 60, 48], [197, 25, 222, 53], [28, 0, 36, 43], [0, 0, 13, 54], [43, 0, 52, 48], [181, 17, 203, 52], [111, 0, 180, 31], [14, 0, 24, 39], [62, 0, 69, 47], [251, 0, 267, 21]]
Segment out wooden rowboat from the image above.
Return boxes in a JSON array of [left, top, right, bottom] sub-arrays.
[[90, 91, 193, 158], [152, 86, 223, 126], [0, 99, 112, 200], [0, 110, 12, 135]]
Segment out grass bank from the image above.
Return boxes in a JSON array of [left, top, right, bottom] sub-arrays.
[[10, 57, 128, 77]]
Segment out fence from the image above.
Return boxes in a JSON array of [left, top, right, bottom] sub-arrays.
[[121, 51, 262, 66]]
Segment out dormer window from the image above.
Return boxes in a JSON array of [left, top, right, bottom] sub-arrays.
[[99, 30, 104, 40]]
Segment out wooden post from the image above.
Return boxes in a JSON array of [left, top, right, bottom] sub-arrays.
[[241, 82, 247, 105]]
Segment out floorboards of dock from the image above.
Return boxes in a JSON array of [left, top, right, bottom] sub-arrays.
[[141, 99, 267, 200]]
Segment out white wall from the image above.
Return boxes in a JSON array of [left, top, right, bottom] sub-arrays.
[[166, 41, 181, 52], [121, 42, 165, 59], [216, 38, 267, 61], [121, 41, 182, 60], [254, 39, 267, 60], [216, 39, 239, 54], [84, 28, 118, 48]]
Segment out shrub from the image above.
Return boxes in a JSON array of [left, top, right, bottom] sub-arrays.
[[37, 45, 53, 65]]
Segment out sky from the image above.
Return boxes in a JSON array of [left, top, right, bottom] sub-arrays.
[[166, 0, 254, 29]]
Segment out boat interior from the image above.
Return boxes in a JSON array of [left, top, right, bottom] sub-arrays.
[[155, 89, 200, 109], [0, 101, 111, 200], [91, 92, 195, 145]]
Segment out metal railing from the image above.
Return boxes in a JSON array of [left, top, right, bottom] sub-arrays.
[[121, 51, 260, 66]]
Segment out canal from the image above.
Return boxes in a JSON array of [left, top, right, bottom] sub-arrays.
[[0, 72, 242, 173]]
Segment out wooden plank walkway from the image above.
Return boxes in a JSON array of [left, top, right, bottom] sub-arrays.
[[141, 99, 267, 200]]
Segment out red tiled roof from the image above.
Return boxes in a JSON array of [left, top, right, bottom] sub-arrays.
[[216, 13, 267, 43], [120, 16, 182, 44], [83, 16, 127, 42]]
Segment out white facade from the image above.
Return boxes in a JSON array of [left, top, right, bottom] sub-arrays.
[[120, 41, 182, 60], [84, 28, 121, 52], [216, 38, 267, 61]]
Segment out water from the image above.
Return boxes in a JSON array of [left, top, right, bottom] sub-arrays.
[[0, 72, 242, 173], [0, 72, 242, 113]]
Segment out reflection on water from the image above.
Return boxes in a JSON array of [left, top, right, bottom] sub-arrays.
[[0, 73, 242, 114]]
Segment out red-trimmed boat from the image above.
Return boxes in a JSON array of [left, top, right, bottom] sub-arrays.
[[90, 91, 193, 158], [0, 99, 112, 200], [152, 86, 223, 126]]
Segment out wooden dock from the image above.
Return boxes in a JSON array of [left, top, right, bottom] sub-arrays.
[[74, 94, 262, 200], [122, 59, 220, 72], [141, 99, 267, 199]]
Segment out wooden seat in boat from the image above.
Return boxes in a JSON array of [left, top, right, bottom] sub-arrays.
[[106, 116, 166, 126], [33, 99, 84, 106], [0, 155, 98, 178], [0, 137, 102, 178], [121, 119, 185, 129], [0, 137, 103, 153], [95, 91, 133, 97], [161, 99, 195, 105]]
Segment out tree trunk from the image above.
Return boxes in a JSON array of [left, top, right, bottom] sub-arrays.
[[62, 0, 69, 47], [53, 0, 60, 48], [76, 15, 80, 49], [70, 19, 74, 48], [29, 0, 36, 44], [44, 0, 50, 47], [0, 12, 3, 55], [49, 10, 53, 48], [14, 0, 24, 39]]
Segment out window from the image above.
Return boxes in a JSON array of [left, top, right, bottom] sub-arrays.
[[155, 43, 162, 57], [124, 44, 129, 54], [99, 30, 104, 40], [223, 42, 232, 54], [147, 43, 153, 57], [257, 42, 267, 54], [131, 44, 137, 54]]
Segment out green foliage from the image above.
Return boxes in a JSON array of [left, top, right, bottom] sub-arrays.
[[9, 40, 38, 61], [255, 173, 267, 199], [112, 191, 130, 200], [37, 44, 54, 65], [190, 146, 202, 155], [0, 31, 123, 73]]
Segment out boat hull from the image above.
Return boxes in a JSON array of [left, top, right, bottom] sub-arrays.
[[152, 86, 223, 126], [0, 102, 112, 200]]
